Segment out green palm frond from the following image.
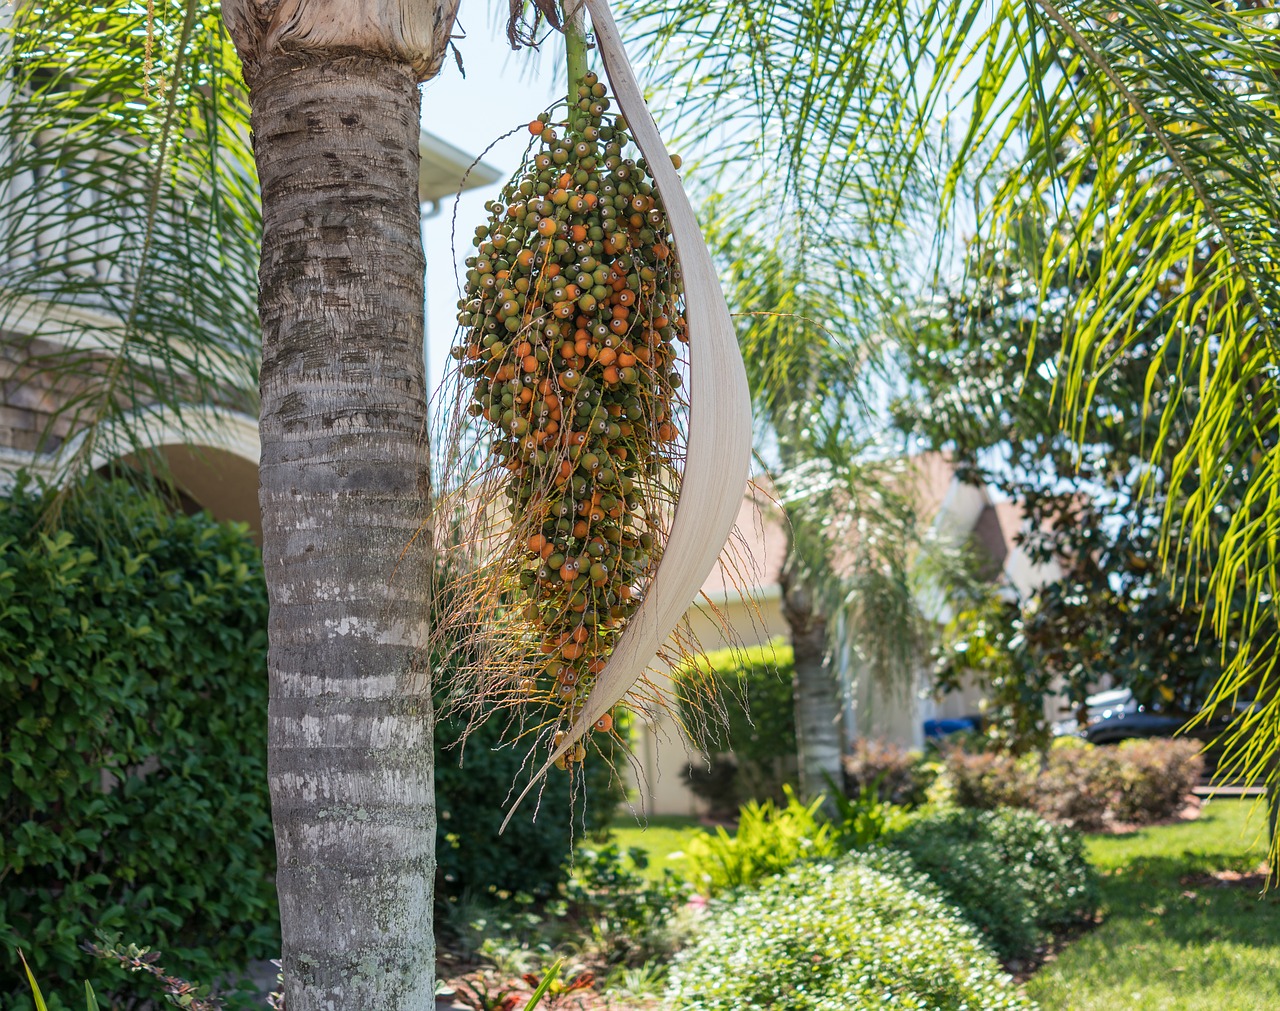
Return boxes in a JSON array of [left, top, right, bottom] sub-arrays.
[[0, 0, 260, 498], [940, 0, 1280, 802]]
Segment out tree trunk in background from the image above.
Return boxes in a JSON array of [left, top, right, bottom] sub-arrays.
[[224, 3, 458, 1004], [781, 562, 843, 803]]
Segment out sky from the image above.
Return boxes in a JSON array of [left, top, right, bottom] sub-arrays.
[[418, 5, 563, 402]]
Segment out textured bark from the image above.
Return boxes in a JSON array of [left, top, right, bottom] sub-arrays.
[[252, 56, 435, 1008], [780, 564, 843, 803]]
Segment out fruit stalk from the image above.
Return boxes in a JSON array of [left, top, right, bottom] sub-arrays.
[[564, 0, 589, 107]]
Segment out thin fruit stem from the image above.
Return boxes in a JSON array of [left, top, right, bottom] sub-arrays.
[[564, 0, 588, 102]]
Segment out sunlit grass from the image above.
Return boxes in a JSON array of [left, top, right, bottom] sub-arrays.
[[607, 814, 710, 882], [1027, 799, 1280, 1010]]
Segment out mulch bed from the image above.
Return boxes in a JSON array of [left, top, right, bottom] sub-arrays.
[[436, 946, 662, 1011]]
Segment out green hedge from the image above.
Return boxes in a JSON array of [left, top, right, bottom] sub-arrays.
[[0, 477, 277, 1009], [677, 640, 796, 806], [887, 807, 1099, 960], [666, 852, 1037, 1010]]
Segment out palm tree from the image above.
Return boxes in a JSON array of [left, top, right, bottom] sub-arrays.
[[217, 3, 460, 1005], [611, 5, 944, 796]]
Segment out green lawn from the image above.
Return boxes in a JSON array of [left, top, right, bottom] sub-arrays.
[[1027, 798, 1280, 1010], [608, 814, 708, 881]]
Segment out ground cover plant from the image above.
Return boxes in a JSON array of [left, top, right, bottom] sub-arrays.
[[1026, 799, 1280, 1010], [665, 853, 1038, 1010], [437, 840, 693, 1010]]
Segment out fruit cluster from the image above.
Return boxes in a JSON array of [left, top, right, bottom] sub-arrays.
[[451, 71, 686, 767]]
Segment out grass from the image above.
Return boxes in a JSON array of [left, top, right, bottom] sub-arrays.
[[608, 814, 709, 881], [1027, 798, 1280, 1010]]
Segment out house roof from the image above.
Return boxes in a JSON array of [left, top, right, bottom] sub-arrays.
[[419, 131, 501, 205], [701, 454, 1041, 602]]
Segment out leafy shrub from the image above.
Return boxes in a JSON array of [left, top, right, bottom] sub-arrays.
[[680, 755, 740, 819], [676, 640, 796, 805], [941, 737, 1204, 829], [941, 748, 1039, 810], [887, 807, 1098, 960], [842, 737, 935, 807], [1112, 738, 1203, 823], [564, 843, 690, 966], [1035, 743, 1120, 830], [0, 477, 276, 1010], [666, 853, 1038, 1010], [434, 701, 626, 905], [681, 787, 836, 896]]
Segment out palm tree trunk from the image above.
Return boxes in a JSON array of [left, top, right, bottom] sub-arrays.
[[781, 563, 843, 803], [228, 27, 445, 1004]]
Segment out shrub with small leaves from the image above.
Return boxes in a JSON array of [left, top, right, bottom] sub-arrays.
[[666, 853, 1038, 1010], [676, 640, 796, 805], [1035, 742, 1121, 830], [1112, 738, 1202, 823], [0, 476, 276, 1010], [942, 737, 1204, 829], [887, 807, 1098, 960], [940, 748, 1039, 811], [434, 700, 626, 905]]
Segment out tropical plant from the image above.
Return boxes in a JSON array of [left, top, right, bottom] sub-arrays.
[[681, 786, 838, 895]]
